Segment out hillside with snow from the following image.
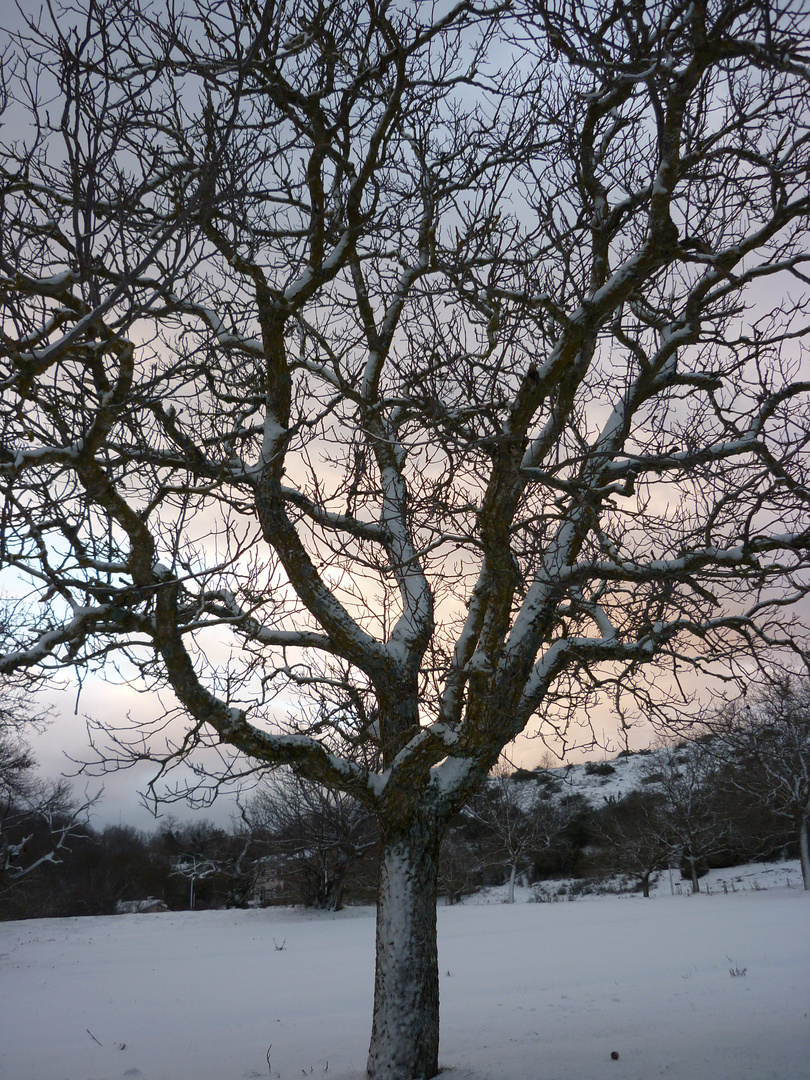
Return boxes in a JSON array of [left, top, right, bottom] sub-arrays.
[[507, 742, 717, 809], [512, 748, 662, 806]]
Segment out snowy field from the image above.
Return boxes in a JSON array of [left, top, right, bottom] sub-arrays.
[[2, 862, 807, 1080]]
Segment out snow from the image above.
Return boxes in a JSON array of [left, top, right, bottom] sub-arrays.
[[430, 754, 474, 793], [1, 864, 807, 1080], [530, 752, 659, 808], [30, 270, 75, 290]]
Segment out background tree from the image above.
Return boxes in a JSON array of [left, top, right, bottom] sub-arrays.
[[466, 767, 581, 901], [711, 676, 810, 888], [244, 769, 379, 910], [466, 768, 542, 902], [0, 699, 37, 817], [0, 686, 94, 890], [155, 818, 245, 909], [1, 774, 91, 884], [639, 743, 731, 892], [2, 2, 810, 1076], [171, 851, 218, 910], [596, 788, 672, 897], [437, 812, 485, 905]]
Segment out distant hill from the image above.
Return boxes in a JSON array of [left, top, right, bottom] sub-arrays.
[[507, 746, 668, 807]]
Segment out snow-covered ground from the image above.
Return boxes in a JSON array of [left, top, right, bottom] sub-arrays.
[[466, 854, 805, 904], [2, 861, 807, 1080]]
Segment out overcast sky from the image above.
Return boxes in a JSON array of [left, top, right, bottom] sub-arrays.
[[21, 667, 662, 833]]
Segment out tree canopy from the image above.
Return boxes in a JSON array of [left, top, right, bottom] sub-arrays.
[[1, 1, 809, 1076]]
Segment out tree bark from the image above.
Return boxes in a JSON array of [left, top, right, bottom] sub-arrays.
[[799, 814, 810, 891], [686, 852, 700, 894], [322, 872, 346, 912], [507, 863, 517, 904], [367, 815, 443, 1080]]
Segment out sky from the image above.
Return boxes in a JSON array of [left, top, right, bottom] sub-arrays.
[[25, 672, 653, 832], [23, 677, 251, 831]]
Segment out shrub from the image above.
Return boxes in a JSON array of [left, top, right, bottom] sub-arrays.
[[538, 782, 563, 798], [510, 768, 540, 782], [585, 761, 616, 777], [535, 771, 558, 785]]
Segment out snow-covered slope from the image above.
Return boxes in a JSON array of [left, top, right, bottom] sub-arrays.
[[507, 746, 667, 808], [539, 751, 655, 805]]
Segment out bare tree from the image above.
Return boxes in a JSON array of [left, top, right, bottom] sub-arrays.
[[0, 710, 36, 809], [1, 774, 92, 884], [639, 742, 732, 892], [596, 788, 671, 897], [437, 818, 483, 905], [171, 852, 219, 910], [466, 768, 538, 902], [0, 686, 94, 884], [466, 767, 576, 901], [711, 676, 810, 888], [244, 769, 378, 910], [1, 1, 810, 1075]]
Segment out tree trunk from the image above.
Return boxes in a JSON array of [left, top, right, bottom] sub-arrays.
[[799, 814, 810, 891], [322, 872, 346, 911], [686, 853, 700, 894], [507, 863, 517, 904], [367, 816, 442, 1080]]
